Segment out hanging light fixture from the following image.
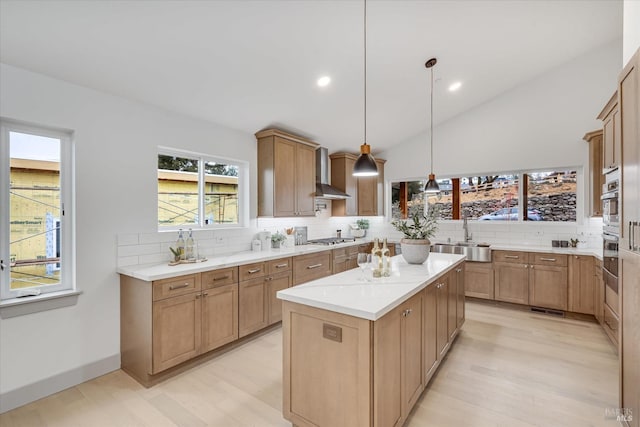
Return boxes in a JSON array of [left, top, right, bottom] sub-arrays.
[[424, 57, 440, 193], [353, 0, 378, 177]]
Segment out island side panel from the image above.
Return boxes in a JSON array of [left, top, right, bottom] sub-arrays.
[[282, 301, 372, 427]]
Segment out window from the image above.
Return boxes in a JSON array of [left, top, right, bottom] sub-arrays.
[[157, 148, 247, 230], [391, 169, 577, 222], [1, 121, 74, 300]]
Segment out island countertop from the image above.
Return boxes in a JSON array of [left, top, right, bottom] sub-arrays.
[[277, 252, 465, 321]]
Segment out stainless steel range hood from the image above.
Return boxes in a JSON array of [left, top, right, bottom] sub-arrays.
[[315, 147, 350, 199]]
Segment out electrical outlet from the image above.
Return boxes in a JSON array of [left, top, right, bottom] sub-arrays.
[[214, 236, 226, 246]]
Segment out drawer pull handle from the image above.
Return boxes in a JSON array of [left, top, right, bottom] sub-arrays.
[[540, 258, 556, 262], [307, 264, 323, 269], [275, 263, 288, 268], [247, 269, 261, 274], [213, 275, 230, 281], [505, 255, 519, 259], [169, 283, 190, 290]]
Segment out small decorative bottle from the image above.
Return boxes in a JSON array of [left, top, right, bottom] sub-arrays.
[[381, 238, 391, 277], [176, 229, 186, 261], [371, 238, 382, 278], [185, 228, 195, 260]]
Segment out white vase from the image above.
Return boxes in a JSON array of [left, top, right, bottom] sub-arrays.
[[400, 238, 431, 264]]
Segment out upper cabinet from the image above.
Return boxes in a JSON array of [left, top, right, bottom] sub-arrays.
[[256, 129, 318, 217], [583, 129, 604, 217], [330, 152, 385, 216], [598, 92, 621, 173]]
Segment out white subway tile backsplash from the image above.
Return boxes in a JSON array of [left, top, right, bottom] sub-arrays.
[[117, 233, 139, 246], [118, 243, 162, 257], [117, 255, 139, 267], [139, 253, 167, 265]]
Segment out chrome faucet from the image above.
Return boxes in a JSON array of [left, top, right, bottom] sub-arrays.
[[463, 212, 472, 242]]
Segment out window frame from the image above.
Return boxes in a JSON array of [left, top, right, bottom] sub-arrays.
[[389, 167, 583, 224], [0, 119, 76, 301], [157, 146, 249, 231]]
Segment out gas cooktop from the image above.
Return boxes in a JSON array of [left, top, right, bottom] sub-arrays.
[[307, 237, 357, 245]]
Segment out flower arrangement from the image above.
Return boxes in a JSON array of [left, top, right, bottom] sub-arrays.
[[391, 207, 439, 240], [356, 218, 370, 230], [271, 232, 286, 248]]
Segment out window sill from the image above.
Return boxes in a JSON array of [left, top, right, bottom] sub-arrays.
[[0, 290, 82, 318]]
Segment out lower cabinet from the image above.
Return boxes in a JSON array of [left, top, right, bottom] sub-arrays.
[[568, 255, 595, 314], [201, 283, 239, 353], [494, 261, 529, 305], [464, 262, 494, 299], [332, 246, 359, 274], [239, 277, 268, 337], [456, 264, 465, 328], [529, 263, 568, 311], [594, 258, 604, 324], [436, 275, 450, 359], [267, 271, 292, 324], [423, 283, 438, 382], [293, 251, 332, 285]]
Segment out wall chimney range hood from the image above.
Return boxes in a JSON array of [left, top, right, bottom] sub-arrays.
[[315, 147, 351, 199]]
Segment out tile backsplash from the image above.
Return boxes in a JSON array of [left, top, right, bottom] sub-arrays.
[[117, 207, 603, 267]]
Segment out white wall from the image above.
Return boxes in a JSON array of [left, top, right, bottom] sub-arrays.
[[623, 0, 640, 64], [0, 63, 256, 410], [380, 40, 621, 183]]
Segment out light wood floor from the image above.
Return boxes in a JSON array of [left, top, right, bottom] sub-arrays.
[[0, 301, 619, 427]]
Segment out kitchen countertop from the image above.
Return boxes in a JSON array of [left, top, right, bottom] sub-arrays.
[[277, 253, 465, 321], [117, 239, 368, 281]]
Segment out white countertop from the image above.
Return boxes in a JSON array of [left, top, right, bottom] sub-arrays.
[[117, 240, 367, 281], [276, 253, 465, 321]]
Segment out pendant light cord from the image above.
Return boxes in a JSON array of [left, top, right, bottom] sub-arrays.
[[363, 0, 367, 147], [429, 64, 433, 174]]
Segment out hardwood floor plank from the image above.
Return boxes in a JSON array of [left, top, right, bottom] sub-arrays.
[[0, 301, 618, 426]]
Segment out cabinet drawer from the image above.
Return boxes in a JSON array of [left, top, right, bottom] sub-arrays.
[[531, 253, 568, 267], [202, 267, 238, 289], [493, 251, 529, 264], [153, 274, 200, 301], [293, 251, 332, 285], [603, 303, 619, 347], [239, 262, 266, 281], [267, 257, 292, 274]]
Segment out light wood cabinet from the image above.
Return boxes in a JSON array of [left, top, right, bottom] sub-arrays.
[[423, 283, 438, 383], [455, 264, 465, 329], [152, 291, 202, 373], [583, 129, 605, 216], [293, 251, 332, 285], [494, 255, 529, 305], [465, 261, 494, 299], [529, 254, 568, 311], [330, 153, 359, 216], [239, 276, 268, 337], [436, 276, 450, 359], [330, 153, 386, 216], [265, 258, 293, 325], [594, 258, 604, 324], [201, 283, 238, 352], [447, 268, 458, 341], [256, 129, 318, 217], [568, 255, 595, 314], [598, 92, 621, 173], [401, 292, 424, 418], [332, 245, 359, 274], [619, 48, 640, 427]]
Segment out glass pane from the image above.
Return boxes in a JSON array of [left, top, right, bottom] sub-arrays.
[[158, 155, 199, 227], [526, 170, 576, 221], [461, 175, 520, 220], [203, 161, 239, 225], [9, 132, 61, 290], [391, 180, 427, 219], [430, 179, 453, 220]]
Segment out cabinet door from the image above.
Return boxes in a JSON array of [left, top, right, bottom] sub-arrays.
[[456, 264, 465, 328], [267, 272, 292, 325], [603, 110, 617, 171], [202, 283, 238, 353], [621, 249, 640, 426], [464, 262, 494, 299], [568, 255, 595, 314], [494, 263, 529, 305], [293, 251, 332, 285], [273, 138, 296, 217], [295, 143, 316, 216], [152, 292, 201, 373], [239, 278, 267, 338], [595, 261, 604, 324], [401, 293, 424, 416], [357, 175, 377, 216], [436, 277, 449, 359], [447, 270, 458, 341], [373, 306, 402, 427], [330, 154, 358, 217], [529, 265, 568, 311], [423, 284, 438, 383]]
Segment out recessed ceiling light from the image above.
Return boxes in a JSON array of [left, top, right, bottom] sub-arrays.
[[448, 81, 462, 92], [317, 76, 331, 87]]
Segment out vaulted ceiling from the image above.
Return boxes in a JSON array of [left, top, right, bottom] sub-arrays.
[[0, 0, 623, 153]]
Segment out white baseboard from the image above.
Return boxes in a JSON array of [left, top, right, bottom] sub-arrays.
[[0, 353, 121, 414]]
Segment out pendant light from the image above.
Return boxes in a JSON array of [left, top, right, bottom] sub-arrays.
[[353, 0, 378, 177], [424, 57, 440, 193]]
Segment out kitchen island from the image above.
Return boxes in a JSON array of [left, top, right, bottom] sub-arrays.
[[277, 253, 466, 427]]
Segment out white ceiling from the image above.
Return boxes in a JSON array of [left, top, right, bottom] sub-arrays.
[[0, 0, 623, 154]]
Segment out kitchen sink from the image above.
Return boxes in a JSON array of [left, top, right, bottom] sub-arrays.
[[431, 242, 492, 262]]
